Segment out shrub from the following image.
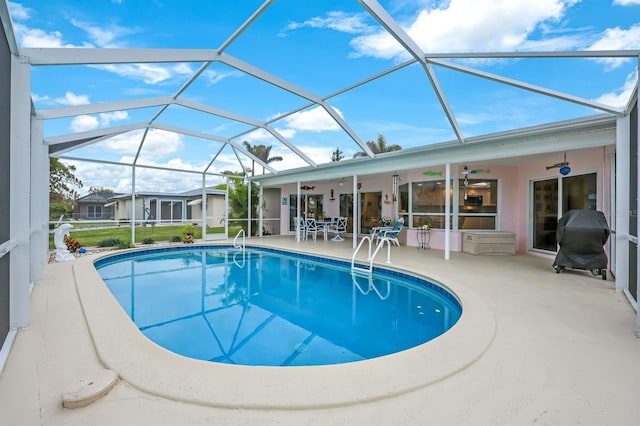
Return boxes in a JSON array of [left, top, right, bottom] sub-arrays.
[[182, 224, 196, 236], [142, 238, 154, 244], [170, 235, 182, 242], [96, 238, 123, 247], [64, 235, 82, 253], [117, 240, 132, 250]]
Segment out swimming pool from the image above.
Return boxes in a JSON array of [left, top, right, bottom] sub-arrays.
[[77, 244, 495, 408], [95, 246, 462, 367]]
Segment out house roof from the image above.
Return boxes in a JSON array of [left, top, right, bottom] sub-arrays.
[[109, 188, 226, 200], [76, 191, 122, 203]]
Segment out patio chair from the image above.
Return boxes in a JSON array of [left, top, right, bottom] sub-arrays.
[[328, 217, 348, 241], [375, 218, 404, 246], [305, 218, 319, 241], [295, 217, 307, 240]]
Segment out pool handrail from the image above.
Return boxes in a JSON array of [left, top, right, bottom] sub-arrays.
[[233, 229, 245, 251], [351, 235, 393, 273]]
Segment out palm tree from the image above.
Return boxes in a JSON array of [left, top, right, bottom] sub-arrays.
[[242, 141, 283, 176], [353, 134, 401, 158], [331, 147, 344, 162]]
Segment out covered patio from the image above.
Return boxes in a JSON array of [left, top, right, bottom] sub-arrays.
[[1, 238, 639, 424]]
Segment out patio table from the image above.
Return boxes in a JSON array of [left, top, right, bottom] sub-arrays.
[[317, 220, 334, 241]]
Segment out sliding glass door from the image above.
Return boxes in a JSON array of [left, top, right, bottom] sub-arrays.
[[532, 173, 596, 252]]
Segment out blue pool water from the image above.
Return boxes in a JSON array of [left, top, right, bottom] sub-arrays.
[[95, 246, 462, 367]]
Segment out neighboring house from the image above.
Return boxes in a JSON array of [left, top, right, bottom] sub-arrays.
[[109, 188, 226, 227], [73, 191, 120, 220]]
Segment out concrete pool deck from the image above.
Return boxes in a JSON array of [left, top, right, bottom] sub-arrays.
[[1, 236, 639, 425]]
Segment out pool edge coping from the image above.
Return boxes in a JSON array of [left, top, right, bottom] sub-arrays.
[[73, 244, 497, 410]]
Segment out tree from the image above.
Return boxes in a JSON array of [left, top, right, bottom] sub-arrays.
[[242, 141, 283, 176], [50, 158, 83, 217], [331, 147, 344, 162], [88, 187, 114, 194], [353, 134, 402, 158], [227, 177, 259, 235]]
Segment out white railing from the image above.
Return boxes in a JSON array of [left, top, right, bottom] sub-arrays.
[[0, 239, 18, 259], [351, 235, 394, 273], [233, 229, 245, 250]]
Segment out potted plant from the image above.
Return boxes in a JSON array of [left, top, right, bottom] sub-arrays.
[[182, 224, 195, 243], [318, 211, 326, 221], [381, 216, 393, 227]]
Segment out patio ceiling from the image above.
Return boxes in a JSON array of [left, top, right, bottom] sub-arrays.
[[4, 0, 640, 191]]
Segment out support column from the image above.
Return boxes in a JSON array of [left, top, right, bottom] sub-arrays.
[[635, 88, 640, 335], [296, 181, 301, 241], [258, 184, 263, 237], [30, 117, 48, 284], [247, 178, 252, 238], [131, 166, 136, 245], [201, 173, 206, 237], [445, 163, 451, 260], [224, 176, 229, 238], [353, 175, 358, 249], [615, 115, 630, 293], [9, 56, 31, 328]]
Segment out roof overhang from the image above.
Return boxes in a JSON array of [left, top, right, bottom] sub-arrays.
[[253, 114, 617, 187]]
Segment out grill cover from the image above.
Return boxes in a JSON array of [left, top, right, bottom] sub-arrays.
[[553, 209, 610, 270]]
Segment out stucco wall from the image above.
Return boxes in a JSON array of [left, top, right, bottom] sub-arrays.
[[276, 144, 613, 255]]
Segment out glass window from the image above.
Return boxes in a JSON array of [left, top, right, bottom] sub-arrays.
[[459, 180, 497, 214], [408, 180, 454, 230], [400, 179, 499, 230], [562, 173, 597, 212], [458, 179, 498, 230], [412, 180, 448, 214], [87, 205, 102, 219]]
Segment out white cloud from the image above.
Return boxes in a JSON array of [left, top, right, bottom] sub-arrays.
[[588, 24, 640, 69], [31, 93, 50, 103], [100, 129, 184, 157], [8, 2, 32, 20], [349, 0, 580, 59], [13, 22, 75, 48], [99, 111, 129, 126], [282, 106, 342, 132], [241, 107, 342, 148], [70, 115, 99, 132], [613, 0, 640, 5], [202, 69, 243, 85], [70, 19, 137, 48], [69, 110, 129, 132], [593, 70, 638, 109], [242, 128, 277, 144], [55, 91, 90, 106], [72, 158, 206, 194], [279, 11, 374, 37], [93, 63, 193, 85]]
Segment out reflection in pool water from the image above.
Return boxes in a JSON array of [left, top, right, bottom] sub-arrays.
[[95, 247, 461, 367]]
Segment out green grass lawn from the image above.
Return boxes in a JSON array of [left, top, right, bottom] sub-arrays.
[[48, 225, 236, 249]]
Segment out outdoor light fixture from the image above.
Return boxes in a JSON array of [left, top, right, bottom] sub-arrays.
[[461, 166, 469, 186]]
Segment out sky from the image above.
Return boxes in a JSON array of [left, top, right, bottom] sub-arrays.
[[7, 0, 640, 194]]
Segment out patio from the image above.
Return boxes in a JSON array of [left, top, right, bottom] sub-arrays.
[[1, 237, 638, 425]]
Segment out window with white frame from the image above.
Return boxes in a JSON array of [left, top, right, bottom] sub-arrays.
[[399, 179, 498, 230]]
